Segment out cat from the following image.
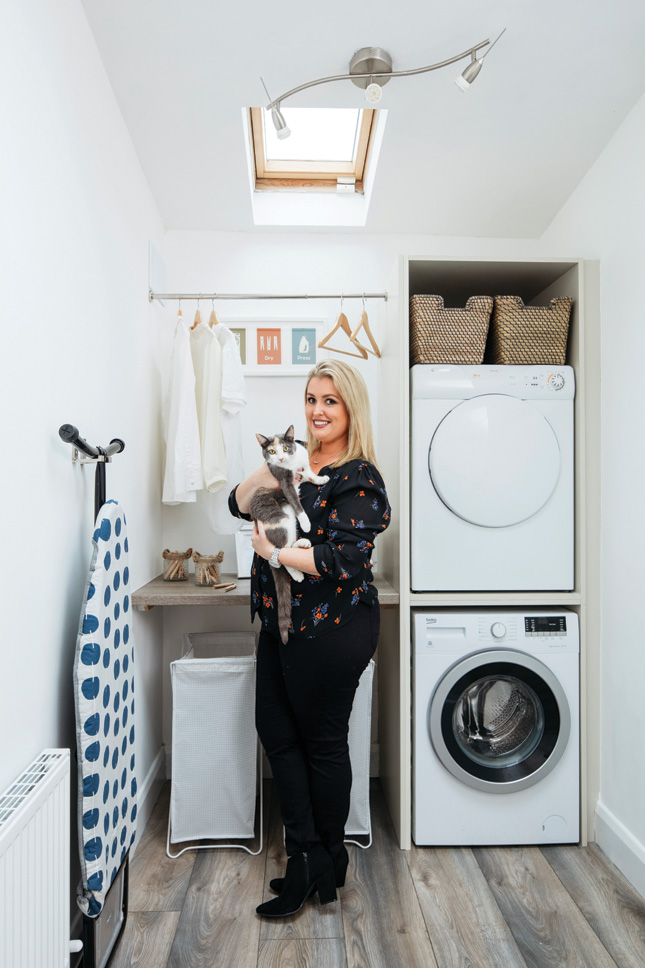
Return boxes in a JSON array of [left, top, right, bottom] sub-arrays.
[[249, 426, 329, 643]]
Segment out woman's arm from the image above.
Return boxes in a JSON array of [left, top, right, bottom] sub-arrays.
[[251, 520, 320, 575], [234, 464, 281, 514]]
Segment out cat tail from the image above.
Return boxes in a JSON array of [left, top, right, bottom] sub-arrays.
[[273, 567, 292, 645]]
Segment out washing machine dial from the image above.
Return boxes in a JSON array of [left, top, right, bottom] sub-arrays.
[[491, 622, 507, 639], [548, 372, 566, 391]]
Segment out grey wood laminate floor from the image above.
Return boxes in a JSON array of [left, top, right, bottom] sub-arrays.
[[111, 781, 645, 968]]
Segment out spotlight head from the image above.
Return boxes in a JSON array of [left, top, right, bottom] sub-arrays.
[[365, 82, 382, 103], [455, 57, 483, 92], [270, 105, 291, 139]]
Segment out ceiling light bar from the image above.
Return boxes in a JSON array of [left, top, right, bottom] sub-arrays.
[[262, 31, 507, 138]]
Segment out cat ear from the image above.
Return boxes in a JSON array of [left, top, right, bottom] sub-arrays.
[[284, 425, 295, 441], [256, 433, 270, 447]]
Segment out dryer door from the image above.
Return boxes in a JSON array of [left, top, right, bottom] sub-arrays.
[[428, 649, 571, 793], [429, 394, 561, 527]]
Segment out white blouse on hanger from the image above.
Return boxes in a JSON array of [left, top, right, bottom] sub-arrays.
[[162, 316, 203, 504], [190, 323, 227, 493]]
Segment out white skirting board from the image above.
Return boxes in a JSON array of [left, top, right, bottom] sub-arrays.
[[130, 748, 166, 854], [595, 799, 645, 900]]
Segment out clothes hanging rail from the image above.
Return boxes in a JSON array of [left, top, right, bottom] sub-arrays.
[[148, 290, 388, 302]]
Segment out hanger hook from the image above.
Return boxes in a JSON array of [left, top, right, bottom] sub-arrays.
[[211, 297, 215, 309], [362, 292, 366, 310], [178, 296, 182, 313], [341, 293, 344, 310]]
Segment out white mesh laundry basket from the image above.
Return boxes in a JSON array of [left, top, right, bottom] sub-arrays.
[[169, 632, 260, 855], [345, 659, 375, 844]]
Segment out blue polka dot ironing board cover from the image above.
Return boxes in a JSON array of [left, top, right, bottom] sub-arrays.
[[73, 500, 137, 917]]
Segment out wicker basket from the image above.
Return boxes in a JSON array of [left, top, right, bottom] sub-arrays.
[[409, 295, 493, 365], [488, 295, 572, 365]]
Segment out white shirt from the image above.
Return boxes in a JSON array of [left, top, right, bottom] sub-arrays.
[[199, 324, 247, 533], [162, 316, 203, 504], [190, 324, 227, 493]]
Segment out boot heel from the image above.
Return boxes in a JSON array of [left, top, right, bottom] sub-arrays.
[[316, 867, 337, 905]]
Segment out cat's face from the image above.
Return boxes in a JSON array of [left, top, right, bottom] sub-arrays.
[[256, 426, 298, 467]]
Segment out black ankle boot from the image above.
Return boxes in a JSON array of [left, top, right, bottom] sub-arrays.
[[269, 843, 348, 895], [257, 845, 337, 918]]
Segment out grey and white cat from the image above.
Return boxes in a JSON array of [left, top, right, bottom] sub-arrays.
[[249, 426, 329, 643]]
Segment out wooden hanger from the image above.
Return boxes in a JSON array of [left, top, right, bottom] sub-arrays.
[[350, 307, 381, 358], [208, 301, 220, 328], [191, 299, 203, 330], [318, 310, 368, 360]]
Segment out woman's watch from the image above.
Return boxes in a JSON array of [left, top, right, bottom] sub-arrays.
[[268, 546, 281, 569]]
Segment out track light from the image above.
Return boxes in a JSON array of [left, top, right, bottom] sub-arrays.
[[270, 105, 291, 140], [261, 31, 506, 138], [365, 82, 383, 104], [455, 28, 506, 92]]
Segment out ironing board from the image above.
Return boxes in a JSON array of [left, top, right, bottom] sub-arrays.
[[73, 500, 137, 917]]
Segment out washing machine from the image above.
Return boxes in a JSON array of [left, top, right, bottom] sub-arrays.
[[412, 608, 579, 846], [410, 364, 575, 591]]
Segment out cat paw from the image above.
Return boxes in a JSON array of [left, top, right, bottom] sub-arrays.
[[293, 538, 312, 549], [316, 474, 330, 485], [285, 567, 305, 582], [297, 512, 311, 532]]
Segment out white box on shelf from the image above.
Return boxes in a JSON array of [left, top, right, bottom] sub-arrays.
[[235, 523, 255, 578]]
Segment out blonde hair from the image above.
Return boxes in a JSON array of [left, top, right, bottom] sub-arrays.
[[304, 359, 378, 468]]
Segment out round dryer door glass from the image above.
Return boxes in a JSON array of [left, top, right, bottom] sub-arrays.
[[428, 650, 571, 793], [429, 394, 561, 527]]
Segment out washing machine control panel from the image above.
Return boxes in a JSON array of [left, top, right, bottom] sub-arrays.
[[525, 615, 567, 636]]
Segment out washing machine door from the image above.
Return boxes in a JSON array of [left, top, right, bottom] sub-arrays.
[[429, 394, 561, 527], [428, 649, 571, 793]]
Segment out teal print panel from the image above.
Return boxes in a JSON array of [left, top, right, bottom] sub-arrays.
[[292, 328, 316, 365]]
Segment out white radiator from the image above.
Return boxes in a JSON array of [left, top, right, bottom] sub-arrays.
[[0, 749, 71, 968]]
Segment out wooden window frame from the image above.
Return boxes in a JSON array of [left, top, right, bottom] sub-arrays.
[[249, 108, 377, 194]]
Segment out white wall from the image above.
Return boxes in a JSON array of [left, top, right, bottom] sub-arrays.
[[541, 89, 645, 894], [0, 0, 166, 894]]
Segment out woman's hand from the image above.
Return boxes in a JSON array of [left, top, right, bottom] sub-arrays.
[[251, 519, 275, 561]]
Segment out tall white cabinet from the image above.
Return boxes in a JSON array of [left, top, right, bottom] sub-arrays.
[[375, 256, 600, 850]]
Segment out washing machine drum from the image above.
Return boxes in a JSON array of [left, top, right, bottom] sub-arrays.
[[429, 394, 561, 528], [428, 649, 571, 793]]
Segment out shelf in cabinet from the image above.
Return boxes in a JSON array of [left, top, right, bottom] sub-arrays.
[[408, 590, 582, 608]]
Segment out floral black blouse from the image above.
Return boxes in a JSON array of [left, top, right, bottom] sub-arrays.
[[228, 459, 390, 639]]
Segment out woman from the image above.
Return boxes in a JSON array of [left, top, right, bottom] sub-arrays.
[[228, 359, 390, 918]]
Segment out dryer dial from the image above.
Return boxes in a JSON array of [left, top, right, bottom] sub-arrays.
[[548, 372, 566, 391], [491, 622, 507, 639]]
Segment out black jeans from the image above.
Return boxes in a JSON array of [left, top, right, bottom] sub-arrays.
[[255, 601, 380, 857]]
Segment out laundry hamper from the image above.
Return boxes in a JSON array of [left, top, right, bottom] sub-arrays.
[[168, 631, 261, 856], [409, 295, 493, 365], [488, 295, 572, 364], [345, 659, 375, 845]]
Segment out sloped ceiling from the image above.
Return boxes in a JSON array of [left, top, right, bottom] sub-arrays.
[[81, 0, 645, 237]]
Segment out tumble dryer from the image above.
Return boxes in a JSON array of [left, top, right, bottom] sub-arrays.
[[412, 608, 579, 846], [410, 364, 575, 591]]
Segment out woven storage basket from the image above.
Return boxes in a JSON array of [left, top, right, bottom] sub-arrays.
[[488, 295, 572, 365], [409, 295, 493, 365]]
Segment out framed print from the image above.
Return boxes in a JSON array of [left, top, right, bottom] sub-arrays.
[[220, 317, 325, 375], [229, 328, 246, 364], [292, 328, 316, 365], [257, 328, 282, 365]]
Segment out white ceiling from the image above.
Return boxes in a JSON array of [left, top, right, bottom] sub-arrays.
[[81, 0, 645, 238]]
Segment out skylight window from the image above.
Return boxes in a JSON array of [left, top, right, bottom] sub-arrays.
[[248, 107, 377, 193], [264, 108, 361, 163]]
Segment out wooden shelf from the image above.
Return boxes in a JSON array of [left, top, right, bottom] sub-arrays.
[[133, 572, 400, 610]]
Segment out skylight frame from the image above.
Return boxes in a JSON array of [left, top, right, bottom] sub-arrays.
[[249, 108, 377, 193]]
